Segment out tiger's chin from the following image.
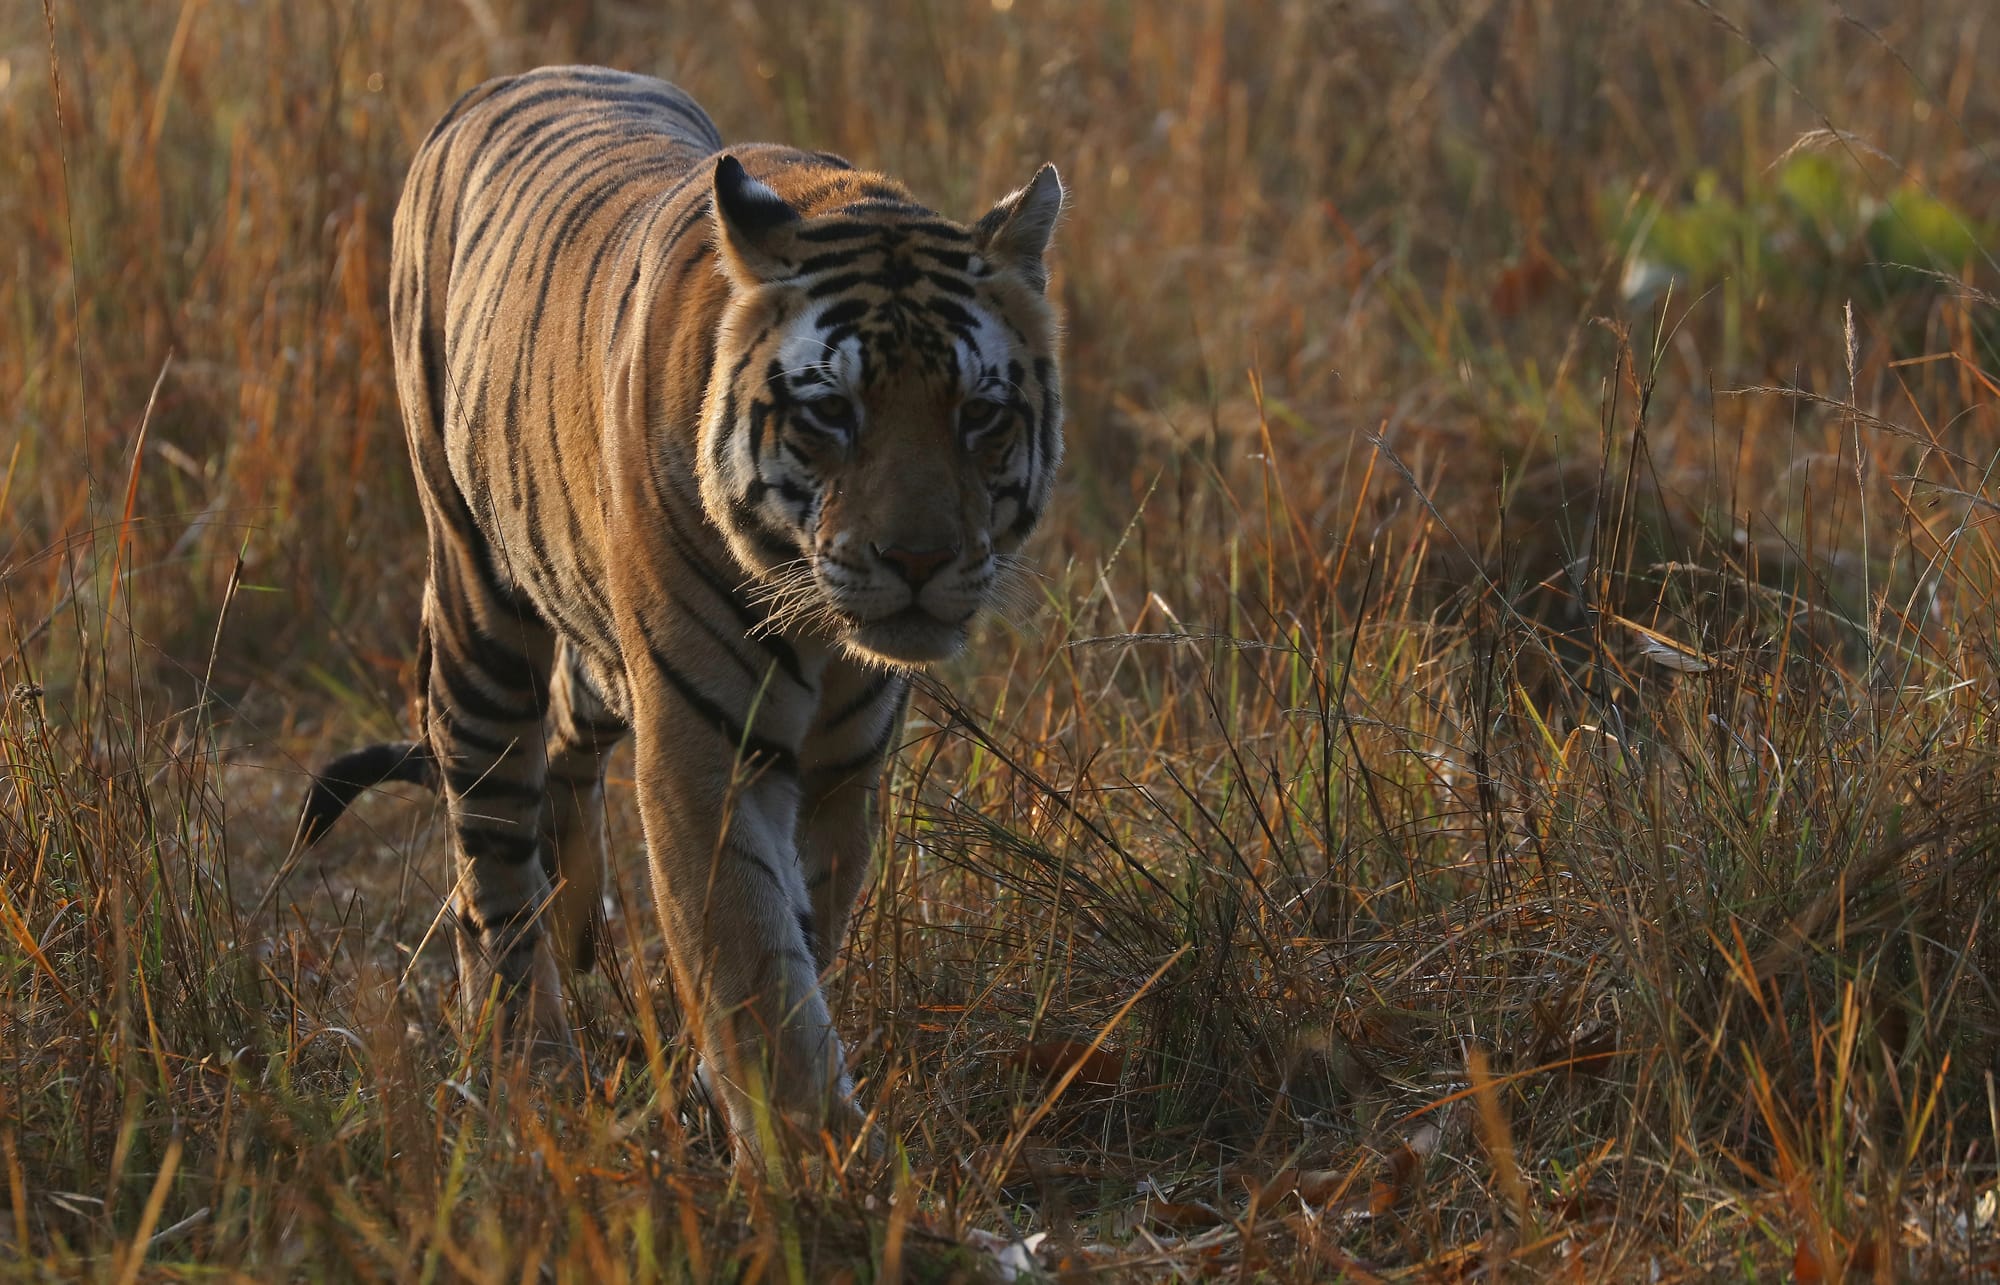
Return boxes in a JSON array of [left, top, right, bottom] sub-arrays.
[[839, 607, 973, 668]]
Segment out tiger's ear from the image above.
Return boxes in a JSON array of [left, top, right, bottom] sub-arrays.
[[972, 163, 1064, 293], [713, 155, 801, 284]]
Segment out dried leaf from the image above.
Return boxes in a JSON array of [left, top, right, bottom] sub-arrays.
[[1005, 1040, 1124, 1089], [1297, 1168, 1349, 1206], [1360, 1138, 1428, 1215], [1254, 1163, 1363, 1211], [1145, 1199, 1225, 1230], [1252, 1166, 1299, 1204]]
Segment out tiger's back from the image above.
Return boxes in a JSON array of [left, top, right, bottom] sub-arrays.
[[321, 65, 1065, 1162], [392, 66, 731, 700]]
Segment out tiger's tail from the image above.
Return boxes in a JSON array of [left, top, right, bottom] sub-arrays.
[[295, 740, 438, 847]]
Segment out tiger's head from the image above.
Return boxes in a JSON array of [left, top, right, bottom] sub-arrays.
[[697, 152, 1064, 667]]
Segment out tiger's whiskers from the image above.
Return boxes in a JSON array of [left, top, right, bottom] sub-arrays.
[[986, 553, 1048, 628], [743, 559, 843, 640]]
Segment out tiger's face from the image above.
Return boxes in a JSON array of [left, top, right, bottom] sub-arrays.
[[699, 156, 1064, 666]]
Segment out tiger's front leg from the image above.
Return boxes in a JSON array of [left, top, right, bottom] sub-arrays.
[[797, 666, 911, 973], [627, 674, 855, 1164]]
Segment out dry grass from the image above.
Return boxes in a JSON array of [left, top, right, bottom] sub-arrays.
[[6, 0, 2000, 1278]]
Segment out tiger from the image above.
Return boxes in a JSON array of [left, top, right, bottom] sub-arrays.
[[295, 64, 1064, 1162]]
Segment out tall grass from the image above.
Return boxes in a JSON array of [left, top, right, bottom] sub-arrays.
[[5, 0, 2000, 1276]]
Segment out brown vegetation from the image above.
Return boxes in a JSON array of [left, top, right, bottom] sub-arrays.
[[5, 0, 2000, 1277]]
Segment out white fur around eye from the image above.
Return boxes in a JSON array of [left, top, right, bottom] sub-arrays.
[[777, 319, 863, 395], [951, 307, 1014, 400]]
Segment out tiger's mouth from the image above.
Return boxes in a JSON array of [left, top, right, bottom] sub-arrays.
[[841, 605, 974, 666]]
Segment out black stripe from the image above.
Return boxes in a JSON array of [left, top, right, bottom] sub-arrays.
[[458, 823, 541, 865], [573, 175, 678, 354], [805, 271, 872, 297], [460, 86, 608, 159], [613, 182, 712, 338], [416, 313, 448, 453], [444, 766, 544, 804], [841, 198, 929, 217], [452, 498, 540, 624], [612, 258, 646, 341], [462, 134, 672, 358], [1035, 356, 1059, 464], [459, 618, 540, 692], [476, 900, 547, 944], [794, 218, 965, 243], [807, 715, 899, 784], [797, 247, 869, 275], [747, 395, 773, 463], [926, 296, 978, 331], [437, 711, 513, 756], [725, 842, 787, 893], [922, 270, 975, 297], [525, 159, 682, 337], [656, 484, 767, 626], [494, 150, 667, 374], [649, 476, 813, 693], [669, 584, 767, 685], [797, 909, 819, 966], [642, 627, 799, 776], [458, 122, 612, 271], [460, 120, 627, 267], [435, 650, 540, 724], [792, 221, 882, 244], [815, 298, 870, 330], [423, 78, 500, 147], [821, 673, 897, 730], [760, 632, 808, 690], [554, 712, 628, 752]]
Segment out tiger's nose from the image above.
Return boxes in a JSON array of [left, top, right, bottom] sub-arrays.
[[872, 541, 958, 587]]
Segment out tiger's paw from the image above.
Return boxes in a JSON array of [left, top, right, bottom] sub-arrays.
[[453, 919, 584, 1082], [701, 1051, 881, 1185]]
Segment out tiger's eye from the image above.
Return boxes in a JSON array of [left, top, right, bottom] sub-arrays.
[[806, 395, 857, 430], [960, 398, 1003, 432]]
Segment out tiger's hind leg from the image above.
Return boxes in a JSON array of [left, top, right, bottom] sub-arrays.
[[540, 640, 629, 975], [418, 556, 574, 1066]]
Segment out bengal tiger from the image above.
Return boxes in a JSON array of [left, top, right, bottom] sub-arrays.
[[295, 65, 1064, 1161]]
